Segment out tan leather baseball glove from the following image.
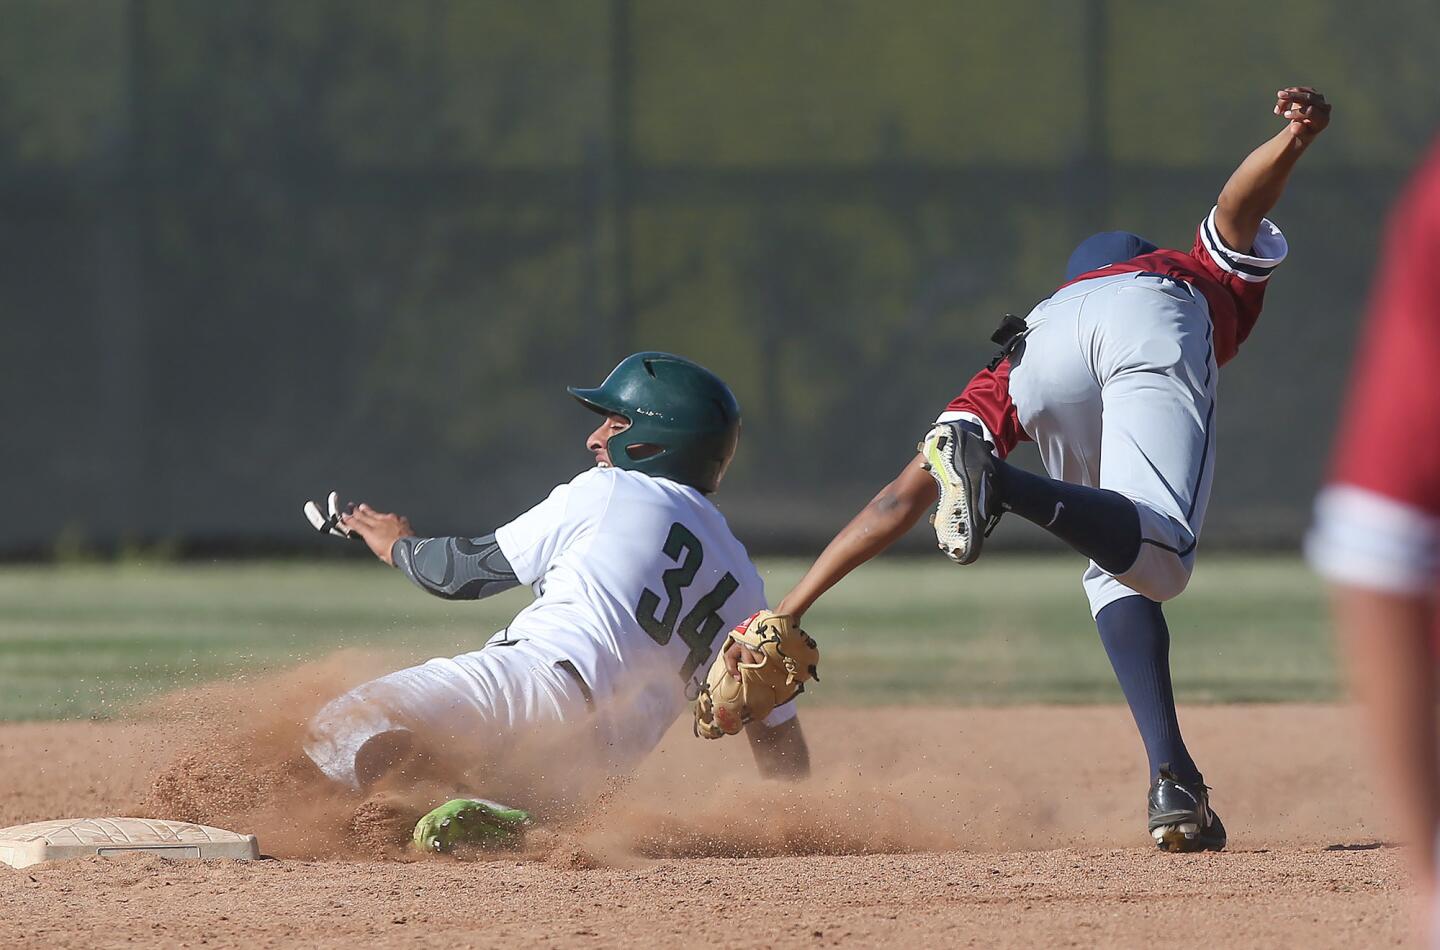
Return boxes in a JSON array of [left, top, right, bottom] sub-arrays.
[[693, 610, 819, 739]]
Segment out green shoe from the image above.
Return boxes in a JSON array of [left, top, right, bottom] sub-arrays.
[[413, 798, 532, 854]]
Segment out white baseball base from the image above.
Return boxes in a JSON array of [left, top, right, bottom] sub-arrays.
[[0, 818, 259, 868]]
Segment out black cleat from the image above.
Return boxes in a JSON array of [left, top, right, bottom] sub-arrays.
[[1147, 764, 1227, 853], [918, 422, 1002, 565]]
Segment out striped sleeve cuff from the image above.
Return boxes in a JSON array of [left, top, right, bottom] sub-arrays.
[[1305, 485, 1440, 595], [1200, 206, 1288, 283]]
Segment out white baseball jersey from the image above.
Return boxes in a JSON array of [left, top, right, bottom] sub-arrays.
[[305, 466, 790, 791], [495, 466, 790, 754]]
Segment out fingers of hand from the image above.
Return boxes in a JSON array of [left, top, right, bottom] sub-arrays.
[[1275, 87, 1330, 125], [343, 503, 397, 525], [724, 642, 744, 680], [345, 504, 404, 528], [720, 644, 743, 676], [304, 490, 354, 538], [723, 643, 764, 680], [1277, 86, 1324, 105]]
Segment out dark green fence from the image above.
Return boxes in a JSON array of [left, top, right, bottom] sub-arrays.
[[2, 0, 1436, 554]]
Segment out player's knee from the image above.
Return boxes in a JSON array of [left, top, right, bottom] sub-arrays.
[[1135, 566, 1191, 603], [302, 684, 404, 792], [352, 729, 417, 790], [1121, 550, 1193, 602], [1117, 507, 1197, 602]]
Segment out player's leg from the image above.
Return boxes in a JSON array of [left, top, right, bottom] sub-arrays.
[[990, 454, 1142, 573], [306, 641, 594, 801], [1106, 597, 1227, 853], [977, 272, 1222, 849], [926, 234, 1173, 570], [305, 642, 595, 790], [1080, 275, 1224, 851], [1094, 594, 1201, 784], [985, 276, 1208, 773], [921, 418, 1143, 569], [926, 274, 1146, 570], [950, 273, 1214, 597], [1086, 274, 1218, 604], [305, 642, 597, 851]]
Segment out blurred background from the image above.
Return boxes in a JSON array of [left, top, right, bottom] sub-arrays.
[[5, 0, 1438, 558], [4, 0, 1438, 717]]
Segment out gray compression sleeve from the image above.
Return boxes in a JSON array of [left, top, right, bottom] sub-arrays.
[[390, 533, 521, 601]]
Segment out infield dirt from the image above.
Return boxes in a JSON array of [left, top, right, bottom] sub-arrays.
[[0, 659, 1409, 948]]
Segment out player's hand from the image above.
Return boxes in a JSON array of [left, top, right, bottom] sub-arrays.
[[304, 490, 357, 540], [722, 638, 763, 681], [723, 605, 809, 679], [694, 611, 819, 739], [1274, 87, 1330, 144], [341, 504, 414, 566]]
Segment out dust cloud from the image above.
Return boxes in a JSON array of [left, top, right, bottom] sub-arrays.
[[133, 652, 1016, 863], [130, 653, 1382, 863]]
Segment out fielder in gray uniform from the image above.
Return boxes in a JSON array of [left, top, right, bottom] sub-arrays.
[[732, 85, 1331, 852]]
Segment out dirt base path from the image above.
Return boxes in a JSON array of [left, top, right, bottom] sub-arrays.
[[0, 704, 1408, 948]]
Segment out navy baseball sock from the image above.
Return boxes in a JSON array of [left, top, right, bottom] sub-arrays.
[[992, 460, 1142, 574], [1095, 596, 1202, 785]]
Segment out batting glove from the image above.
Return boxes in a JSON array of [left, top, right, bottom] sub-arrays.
[[303, 490, 358, 540]]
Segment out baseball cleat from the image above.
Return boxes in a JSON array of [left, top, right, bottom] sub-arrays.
[[1147, 765, 1227, 853], [918, 422, 1002, 565], [412, 798, 532, 854]]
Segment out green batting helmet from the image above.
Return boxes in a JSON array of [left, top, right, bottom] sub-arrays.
[[568, 352, 741, 494]]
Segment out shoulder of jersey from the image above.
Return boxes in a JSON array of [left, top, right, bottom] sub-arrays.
[[572, 466, 716, 505], [570, 465, 656, 496], [571, 465, 618, 485]]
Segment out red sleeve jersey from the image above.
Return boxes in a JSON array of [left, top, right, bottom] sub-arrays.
[[939, 207, 1288, 457], [1307, 138, 1440, 594], [1060, 208, 1288, 368], [934, 359, 1030, 458]]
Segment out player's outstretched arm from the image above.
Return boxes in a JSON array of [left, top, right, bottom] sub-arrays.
[[746, 716, 810, 780], [777, 454, 938, 621], [391, 534, 521, 601], [1213, 86, 1331, 252], [722, 453, 934, 678], [339, 504, 522, 600]]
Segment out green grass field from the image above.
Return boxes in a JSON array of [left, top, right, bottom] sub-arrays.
[[0, 555, 1336, 721]]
